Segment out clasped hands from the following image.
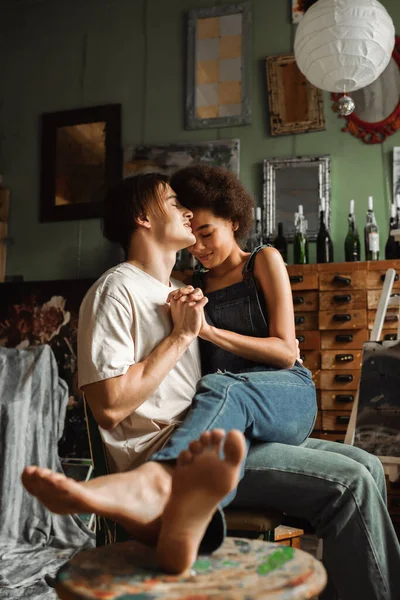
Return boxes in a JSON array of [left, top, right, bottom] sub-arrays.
[[167, 286, 211, 339]]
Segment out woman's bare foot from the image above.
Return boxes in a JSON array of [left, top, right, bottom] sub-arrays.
[[156, 428, 246, 574], [21, 462, 173, 543]]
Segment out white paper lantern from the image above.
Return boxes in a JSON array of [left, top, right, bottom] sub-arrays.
[[294, 0, 395, 93]]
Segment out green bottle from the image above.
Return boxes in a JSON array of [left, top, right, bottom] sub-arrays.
[[364, 196, 380, 261], [293, 204, 309, 264], [344, 199, 361, 261]]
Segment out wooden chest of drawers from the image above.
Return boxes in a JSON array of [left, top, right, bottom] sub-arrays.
[[287, 260, 400, 442]]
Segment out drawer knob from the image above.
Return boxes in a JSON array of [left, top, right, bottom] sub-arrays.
[[333, 275, 351, 286], [297, 335, 305, 343], [335, 394, 354, 403], [336, 415, 350, 425], [290, 275, 303, 283], [335, 374, 353, 383], [384, 314, 399, 322], [333, 314, 351, 322], [293, 296, 304, 305], [380, 273, 399, 282], [295, 316, 305, 325], [333, 294, 351, 303], [384, 333, 397, 341], [335, 353, 354, 362], [335, 334, 353, 342]]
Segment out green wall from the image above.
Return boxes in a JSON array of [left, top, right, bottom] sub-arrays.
[[0, 0, 399, 280]]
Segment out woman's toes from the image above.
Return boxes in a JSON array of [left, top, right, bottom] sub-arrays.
[[199, 431, 212, 447], [210, 429, 225, 451]]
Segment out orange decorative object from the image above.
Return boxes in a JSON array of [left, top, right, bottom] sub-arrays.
[[332, 36, 400, 144]]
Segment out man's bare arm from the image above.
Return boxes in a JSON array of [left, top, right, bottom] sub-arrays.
[[83, 292, 207, 431]]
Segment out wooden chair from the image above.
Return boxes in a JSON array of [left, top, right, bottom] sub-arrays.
[[83, 399, 291, 546]]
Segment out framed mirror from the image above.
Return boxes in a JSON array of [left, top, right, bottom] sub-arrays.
[[40, 104, 122, 222], [263, 154, 331, 242], [332, 35, 400, 144]]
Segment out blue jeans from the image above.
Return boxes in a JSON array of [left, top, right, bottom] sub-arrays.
[[234, 438, 400, 600], [152, 364, 317, 469]]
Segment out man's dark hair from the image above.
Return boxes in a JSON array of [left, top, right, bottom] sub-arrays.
[[170, 165, 254, 243], [103, 172, 170, 253]]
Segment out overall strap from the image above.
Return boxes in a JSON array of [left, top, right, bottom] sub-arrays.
[[242, 244, 270, 275]]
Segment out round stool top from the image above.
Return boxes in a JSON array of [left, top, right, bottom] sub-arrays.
[[56, 537, 326, 600]]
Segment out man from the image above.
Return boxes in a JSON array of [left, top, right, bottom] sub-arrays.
[[23, 172, 400, 598]]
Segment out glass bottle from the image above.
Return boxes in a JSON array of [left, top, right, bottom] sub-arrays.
[[384, 203, 397, 260], [273, 222, 288, 262], [247, 207, 263, 251], [364, 196, 380, 261], [293, 205, 309, 265], [395, 194, 400, 259], [344, 199, 361, 262], [316, 197, 334, 263]]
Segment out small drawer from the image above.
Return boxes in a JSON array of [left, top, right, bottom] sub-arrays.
[[381, 329, 400, 342], [320, 370, 360, 390], [388, 495, 400, 515], [322, 410, 351, 431], [296, 330, 320, 350], [294, 312, 319, 331], [321, 350, 362, 370], [319, 310, 367, 330], [321, 391, 356, 410], [287, 266, 318, 290], [319, 270, 367, 291], [299, 350, 321, 371], [320, 329, 368, 350], [366, 268, 400, 291], [367, 289, 400, 310], [292, 291, 318, 312], [385, 476, 400, 495], [368, 309, 399, 330], [319, 290, 366, 311], [313, 411, 322, 430]]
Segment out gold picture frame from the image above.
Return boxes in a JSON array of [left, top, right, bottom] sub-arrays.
[[266, 53, 325, 136]]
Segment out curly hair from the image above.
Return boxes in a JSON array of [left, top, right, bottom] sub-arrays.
[[170, 165, 255, 243]]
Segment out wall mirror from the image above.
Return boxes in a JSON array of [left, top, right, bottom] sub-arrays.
[[332, 36, 400, 144], [40, 104, 122, 222], [263, 154, 331, 242]]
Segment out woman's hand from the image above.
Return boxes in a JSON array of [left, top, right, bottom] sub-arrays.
[[167, 286, 208, 339]]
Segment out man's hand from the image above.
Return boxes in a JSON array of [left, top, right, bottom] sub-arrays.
[[168, 286, 208, 339]]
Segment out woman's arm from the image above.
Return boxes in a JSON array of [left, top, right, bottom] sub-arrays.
[[200, 247, 298, 369]]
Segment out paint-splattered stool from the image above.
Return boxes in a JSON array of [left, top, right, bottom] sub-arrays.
[[55, 537, 326, 600]]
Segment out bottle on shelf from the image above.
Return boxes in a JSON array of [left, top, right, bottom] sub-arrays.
[[273, 222, 288, 263], [384, 203, 397, 260], [395, 194, 400, 258], [293, 205, 309, 265], [316, 197, 334, 263], [247, 206, 263, 251], [344, 199, 361, 262], [364, 196, 380, 261]]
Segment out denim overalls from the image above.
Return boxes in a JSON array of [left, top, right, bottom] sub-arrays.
[[153, 245, 317, 462]]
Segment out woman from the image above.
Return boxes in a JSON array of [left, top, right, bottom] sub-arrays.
[[152, 165, 317, 466]]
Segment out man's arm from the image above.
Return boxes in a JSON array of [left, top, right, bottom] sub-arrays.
[[83, 290, 207, 431]]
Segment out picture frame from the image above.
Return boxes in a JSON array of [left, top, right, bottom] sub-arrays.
[[291, 0, 319, 24], [266, 53, 325, 136], [40, 104, 122, 222], [123, 139, 240, 178], [263, 154, 331, 242], [186, 2, 252, 130]]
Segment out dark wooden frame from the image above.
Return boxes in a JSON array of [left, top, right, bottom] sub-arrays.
[[266, 53, 325, 136], [40, 104, 122, 222]]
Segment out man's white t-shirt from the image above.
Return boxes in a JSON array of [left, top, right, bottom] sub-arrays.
[[78, 262, 201, 472]]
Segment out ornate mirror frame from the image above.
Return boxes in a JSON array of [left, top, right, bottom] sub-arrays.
[[263, 154, 331, 242], [331, 36, 400, 144]]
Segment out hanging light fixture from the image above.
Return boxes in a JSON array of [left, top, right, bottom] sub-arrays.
[[294, 0, 395, 115]]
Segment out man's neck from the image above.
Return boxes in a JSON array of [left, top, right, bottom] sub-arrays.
[[126, 242, 176, 286]]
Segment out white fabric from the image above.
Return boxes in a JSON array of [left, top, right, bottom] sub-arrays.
[[78, 263, 201, 472], [294, 0, 395, 93]]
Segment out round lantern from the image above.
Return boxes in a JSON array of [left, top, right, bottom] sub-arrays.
[[294, 0, 395, 95]]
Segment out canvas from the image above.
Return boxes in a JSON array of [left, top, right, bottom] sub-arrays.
[[0, 279, 94, 458], [123, 139, 240, 178]]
